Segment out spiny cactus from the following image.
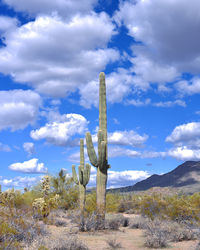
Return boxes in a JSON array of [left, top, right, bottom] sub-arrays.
[[72, 139, 91, 230], [32, 175, 60, 219], [86, 72, 110, 228]]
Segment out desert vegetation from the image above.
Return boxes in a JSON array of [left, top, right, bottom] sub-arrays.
[[1, 182, 200, 249]]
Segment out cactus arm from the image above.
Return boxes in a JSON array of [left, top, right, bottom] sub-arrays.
[[72, 165, 79, 185], [83, 163, 91, 186], [86, 132, 98, 167], [78, 165, 83, 185], [80, 139, 84, 169]]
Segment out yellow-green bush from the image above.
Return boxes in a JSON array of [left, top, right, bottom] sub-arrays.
[[139, 194, 167, 220], [60, 186, 79, 210], [106, 193, 121, 213], [85, 191, 96, 214]]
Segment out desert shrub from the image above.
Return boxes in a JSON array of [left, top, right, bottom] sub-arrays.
[[144, 219, 169, 248], [0, 206, 48, 249], [25, 235, 89, 250], [139, 194, 167, 220], [143, 217, 199, 248], [85, 191, 96, 214], [196, 241, 200, 250], [84, 212, 97, 231], [166, 195, 195, 222], [105, 214, 128, 230], [129, 215, 149, 229], [22, 190, 41, 207], [117, 194, 134, 213], [58, 186, 79, 210], [106, 193, 121, 213], [107, 218, 120, 230], [106, 237, 122, 249], [54, 219, 67, 227]]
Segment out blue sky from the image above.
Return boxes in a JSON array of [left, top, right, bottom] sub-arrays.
[[1, 0, 200, 190]]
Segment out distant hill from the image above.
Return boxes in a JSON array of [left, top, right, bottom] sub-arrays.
[[110, 161, 200, 194]]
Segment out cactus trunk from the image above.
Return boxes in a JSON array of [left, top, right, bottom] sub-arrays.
[[86, 72, 109, 229], [96, 167, 107, 223], [97, 72, 108, 225]]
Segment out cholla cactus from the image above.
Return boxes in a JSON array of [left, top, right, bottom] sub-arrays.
[[0, 189, 17, 215], [32, 176, 60, 219], [41, 175, 50, 197], [49, 194, 60, 208], [0, 189, 16, 205]]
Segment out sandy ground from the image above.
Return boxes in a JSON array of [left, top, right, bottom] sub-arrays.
[[47, 213, 199, 250]]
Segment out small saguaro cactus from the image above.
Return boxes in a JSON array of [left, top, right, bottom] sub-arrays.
[[72, 138, 91, 228], [86, 72, 110, 228]]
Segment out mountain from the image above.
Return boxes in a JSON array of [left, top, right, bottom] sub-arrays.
[[111, 161, 200, 194]]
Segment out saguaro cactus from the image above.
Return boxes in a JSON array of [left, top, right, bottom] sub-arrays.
[[86, 72, 109, 228], [72, 138, 91, 229]]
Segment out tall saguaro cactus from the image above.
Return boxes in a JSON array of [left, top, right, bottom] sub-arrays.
[[86, 72, 109, 227], [72, 139, 91, 229]]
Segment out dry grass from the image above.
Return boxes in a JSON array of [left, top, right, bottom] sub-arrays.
[[106, 236, 122, 249], [24, 234, 89, 250]]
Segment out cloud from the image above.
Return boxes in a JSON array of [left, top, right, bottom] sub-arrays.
[[9, 158, 47, 173], [23, 142, 35, 155], [0, 14, 118, 98], [176, 78, 200, 95], [153, 100, 186, 108], [127, 98, 151, 107], [87, 169, 150, 188], [31, 113, 88, 146], [0, 142, 11, 152], [114, 0, 200, 91], [0, 16, 18, 35], [3, 0, 97, 18], [107, 170, 150, 188], [0, 175, 42, 188], [127, 99, 186, 107], [0, 90, 41, 131], [165, 122, 200, 160], [166, 122, 200, 148], [108, 146, 141, 158], [108, 130, 148, 147], [168, 146, 200, 161], [89, 130, 148, 148]]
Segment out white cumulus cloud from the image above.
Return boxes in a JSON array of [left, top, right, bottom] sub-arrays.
[[87, 169, 150, 188], [168, 146, 200, 161], [31, 113, 88, 146], [108, 130, 148, 148], [0, 14, 118, 98], [114, 0, 200, 92], [9, 158, 47, 173], [0, 90, 41, 131], [166, 122, 200, 148]]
